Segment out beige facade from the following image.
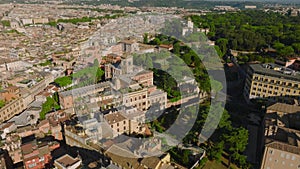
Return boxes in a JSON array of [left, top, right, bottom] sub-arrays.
[[261, 142, 300, 169], [59, 82, 111, 109], [122, 88, 148, 111], [104, 112, 129, 136], [0, 75, 53, 123], [0, 98, 24, 123], [262, 103, 300, 169], [244, 64, 300, 103]]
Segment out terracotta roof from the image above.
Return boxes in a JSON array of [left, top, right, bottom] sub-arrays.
[[38, 119, 49, 127], [1, 122, 14, 129], [21, 143, 34, 155]]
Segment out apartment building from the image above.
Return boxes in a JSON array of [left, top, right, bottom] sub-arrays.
[[0, 98, 25, 123], [1, 60, 33, 71], [261, 103, 300, 169], [60, 55, 167, 112], [104, 106, 146, 136], [0, 74, 54, 123], [0, 149, 13, 169], [104, 112, 129, 137], [244, 64, 300, 103], [132, 70, 153, 87], [261, 141, 300, 169], [59, 82, 111, 109], [21, 138, 60, 169], [1, 135, 22, 164], [0, 86, 20, 101], [119, 38, 140, 53]]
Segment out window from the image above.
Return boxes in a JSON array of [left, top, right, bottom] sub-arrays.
[[39, 157, 45, 162], [292, 156, 295, 160], [28, 163, 37, 168]]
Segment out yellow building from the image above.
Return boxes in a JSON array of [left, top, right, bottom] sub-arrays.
[[244, 64, 300, 103]]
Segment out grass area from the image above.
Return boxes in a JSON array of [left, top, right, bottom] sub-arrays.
[[1, 20, 10, 27], [203, 155, 239, 169], [54, 76, 72, 87], [39, 60, 52, 66], [40, 97, 60, 120], [4, 29, 22, 34]]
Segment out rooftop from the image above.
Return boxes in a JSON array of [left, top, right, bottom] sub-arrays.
[[249, 63, 300, 81], [59, 81, 110, 97], [267, 103, 300, 114], [104, 112, 126, 125], [55, 154, 81, 168], [266, 141, 300, 155]]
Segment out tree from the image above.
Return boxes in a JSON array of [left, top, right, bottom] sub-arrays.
[[144, 55, 153, 69], [278, 46, 294, 57], [216, 38, 228, 57], [1, 20, 10, 27], [96, 68, 104, 82], [182, 52, 193, 66], [210, 77, 223, 93], [223, 127, 249, 168], [182, 149, 190, 165], [207, 141, 224, 163], [53, 92, 59, 103], [93, 58, 99, 67], [54, 76, 72, 87], [173, 42, 181, 55], [292, 43, 300, 54], [151, 37, 161, 45], [143, 33, 149, 44], [0, 100, 5, 109], [40, 97, 60, 120], [273, 42, 285, 51]]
